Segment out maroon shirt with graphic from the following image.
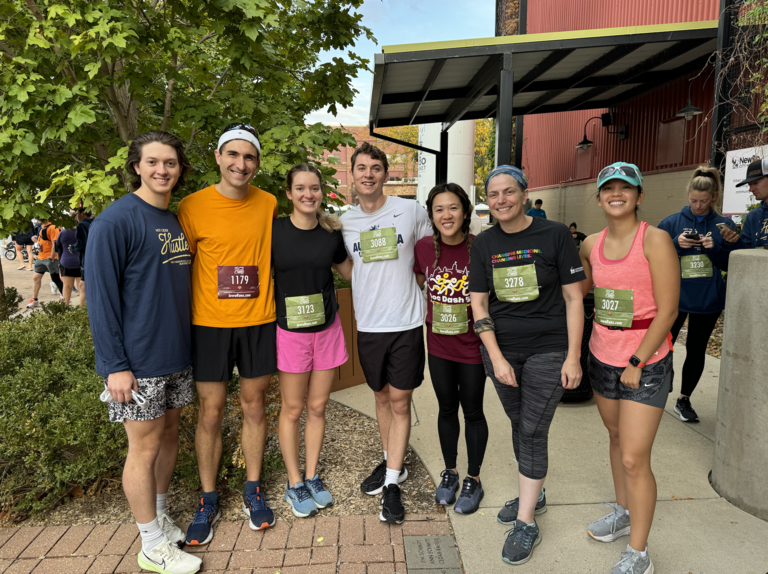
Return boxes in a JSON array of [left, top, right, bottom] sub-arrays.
[[414, 235, 482, 364]]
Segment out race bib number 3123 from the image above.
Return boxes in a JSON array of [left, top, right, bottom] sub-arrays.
[[218, 265, 259, 299]]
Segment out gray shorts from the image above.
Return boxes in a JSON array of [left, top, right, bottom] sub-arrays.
[[34, 258, 59, 275], [107, 365, 194, 423], [589, 352, 672, 409]]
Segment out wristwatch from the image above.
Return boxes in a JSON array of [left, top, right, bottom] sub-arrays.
[[629, 355, 646, 369]]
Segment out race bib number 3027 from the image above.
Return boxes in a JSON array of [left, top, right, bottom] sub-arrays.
[[218, 265, 259, 299], [594, 287, 634, 328]]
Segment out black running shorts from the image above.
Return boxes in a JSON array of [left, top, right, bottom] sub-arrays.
[[589, 352, 672, 409], [60, 266, 81, 278], [192, 322, 277, 382], [357, 326, 425, 392]]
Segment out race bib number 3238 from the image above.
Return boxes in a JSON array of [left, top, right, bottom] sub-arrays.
[[218, 265, 259, 299]]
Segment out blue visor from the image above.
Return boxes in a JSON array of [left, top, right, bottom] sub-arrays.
[[597, 162, 643, 190]]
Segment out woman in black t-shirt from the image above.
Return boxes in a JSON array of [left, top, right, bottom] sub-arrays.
[[469, 165, 585, 566], [272, 163, 353, 518]]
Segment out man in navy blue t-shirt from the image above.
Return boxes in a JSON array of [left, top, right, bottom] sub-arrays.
[[526, 199, 547, 219]]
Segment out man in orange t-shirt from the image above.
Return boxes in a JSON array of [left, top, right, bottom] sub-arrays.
[[25, 220, 64, 309], [177, 123, 278, 544]]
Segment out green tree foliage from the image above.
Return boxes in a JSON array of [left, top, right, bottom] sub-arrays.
[[0, 0, 373, 235]]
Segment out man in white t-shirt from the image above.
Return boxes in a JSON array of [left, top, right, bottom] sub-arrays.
[[340, 142, 432, 524]]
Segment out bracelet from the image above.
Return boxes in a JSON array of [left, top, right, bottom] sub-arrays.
[[473, 317, 495, 335]]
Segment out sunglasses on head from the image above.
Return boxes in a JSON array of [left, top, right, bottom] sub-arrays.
[[598, 165, 639, 182], [222, 122, 259, 137]]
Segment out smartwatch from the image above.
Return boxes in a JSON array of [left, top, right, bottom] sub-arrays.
[[629, 355, 646, 369]]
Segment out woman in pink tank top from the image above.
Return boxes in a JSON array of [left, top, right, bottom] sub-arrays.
[[579, 163, 680, 574]]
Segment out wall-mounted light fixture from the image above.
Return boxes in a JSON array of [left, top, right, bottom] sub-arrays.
[[575, 113, 628, 150], [676, 78, 703, 122]]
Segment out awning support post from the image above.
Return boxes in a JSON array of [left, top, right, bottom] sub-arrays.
[[495, 52, 514, 166], [710, 0, 734, 171], [437, 130, 449, 185]]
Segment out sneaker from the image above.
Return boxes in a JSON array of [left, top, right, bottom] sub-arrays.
[[285, 482, 318, 518], [610, 544, 653, 574], [304, 474, 333, 509], [435, 470, 460, 505], [185, 496, 220, 546], [50, 281, 58, 294], [454, 477, 484, 514], [25, 298, 39, 309], [26, 266, 33, 271], [379, 484, 405, 524], [243, 483, 275, 530], [501, 520, 542, 565], [138, 536, 202, 574], [361, 460, 408, 495], [157, 512, 185, 548], [587, 503, 631, 543], [17, 264, 26, 270], [72, 287, 78, 293], [497, 489, 546, 525], [674, 397, 699, 423]]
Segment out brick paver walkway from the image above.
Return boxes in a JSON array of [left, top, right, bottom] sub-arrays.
[[0, 514, 456, 574]]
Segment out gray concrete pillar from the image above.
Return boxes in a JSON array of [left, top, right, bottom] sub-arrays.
[[712, 249, 768, 521]]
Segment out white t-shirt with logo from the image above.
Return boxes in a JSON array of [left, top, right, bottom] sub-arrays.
[[340, 196, 432, 332]]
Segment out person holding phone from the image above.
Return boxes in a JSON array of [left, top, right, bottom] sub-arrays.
[[658, 166, 736, 422], [470, 165, 584, 566], [580, 162, 679, 574], [720, 158, 768, 248]]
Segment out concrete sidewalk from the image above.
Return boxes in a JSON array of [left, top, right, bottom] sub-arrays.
[[331, 346, 768, 573]]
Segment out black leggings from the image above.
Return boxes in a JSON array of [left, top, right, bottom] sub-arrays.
[[670, 310, 721, 397], [428, 354, 489, 477]]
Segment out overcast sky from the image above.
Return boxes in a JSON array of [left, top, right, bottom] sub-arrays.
[[305, 0, 496, 127]]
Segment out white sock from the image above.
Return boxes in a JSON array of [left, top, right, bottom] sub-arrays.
[[156, 493, 168, 516], [640, 548, 647, 558], [625, 509, 630, 516], [137, 517, 164, 553], [384, 467, 400, 487], [383, 450, 388, 461]]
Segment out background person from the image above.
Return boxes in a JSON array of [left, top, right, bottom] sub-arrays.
[[71, 208, 94, 304], [658, 166, 736, 422], [720, 158, 768, 248], [414, 183, 487, 515], [56, 218, 82, 305], [526, 199, 547, 219], [579, 162, 679, 574], [13, 220, 36, 270], [570, 222, 587, 249], [272, 163, 353, 518], [25, 220, 63, 309], [470, 165, 584, 566]]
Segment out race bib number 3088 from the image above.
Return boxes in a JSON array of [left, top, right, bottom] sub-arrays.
[[218, 265, 259, 299], [360, 227, 398, 263]]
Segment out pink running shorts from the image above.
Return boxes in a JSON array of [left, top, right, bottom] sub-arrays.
[[276, 313, 349, 373]]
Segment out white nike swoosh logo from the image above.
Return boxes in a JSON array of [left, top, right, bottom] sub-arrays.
[[644, 383, 656, 387]]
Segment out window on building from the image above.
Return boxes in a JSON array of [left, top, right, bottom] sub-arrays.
[[327, 153, 341, 163], [656, 118, 685, 167]]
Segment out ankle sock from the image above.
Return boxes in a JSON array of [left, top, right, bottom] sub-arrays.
[[516, 519, 536, 528], [202, 490, 218, 504], [625, 509, 630, 515], [156, 493, 168, 516], [137, 517, 164, 553], [384, 467, 400, 487], [538, 490, 545, 502], [244, 481, 260, 496], [383, 450, 388, 461]]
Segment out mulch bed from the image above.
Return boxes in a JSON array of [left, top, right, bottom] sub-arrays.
[[673, 313, 725, 359]]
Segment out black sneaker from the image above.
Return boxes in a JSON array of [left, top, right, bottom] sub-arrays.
[[361, 460, 408, 496], [674, 397, 699, 422], [435, 470, 460, 505], [501, 520, 542, 565], [379, 484, 405, 524], [454, 477, 484, 514], [497, 489, 546, 525]]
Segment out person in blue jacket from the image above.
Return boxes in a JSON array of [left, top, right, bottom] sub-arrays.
[[720, 158, 768, 249], [526, 199, 547, 219], [658, 166, 736, 423]]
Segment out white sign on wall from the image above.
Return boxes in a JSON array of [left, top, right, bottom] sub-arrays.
[[723, 145, 768, 218]]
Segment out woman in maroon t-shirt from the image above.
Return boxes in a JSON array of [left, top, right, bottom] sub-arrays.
[[413, 183, 487, 515]]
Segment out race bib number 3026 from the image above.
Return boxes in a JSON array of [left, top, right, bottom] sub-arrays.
[[218, 265, 259, 299]]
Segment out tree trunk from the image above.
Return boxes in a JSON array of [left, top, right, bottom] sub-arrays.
[[0, 259, 8, 322]]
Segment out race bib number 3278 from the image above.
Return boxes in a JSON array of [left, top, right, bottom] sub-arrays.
[[218, 265, 259, 299]]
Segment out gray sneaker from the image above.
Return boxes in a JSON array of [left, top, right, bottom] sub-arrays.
[[610, 544, 653, 574], [501, 520, 541, 565], [435, 470, 459, 505], [588, 503, 631, 542], [497, 489, 546, 524], [453, 477, 483, 514]]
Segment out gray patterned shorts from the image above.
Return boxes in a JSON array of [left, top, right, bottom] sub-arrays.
[[107, 365, 194, 423], [589, 352, 672, 409]]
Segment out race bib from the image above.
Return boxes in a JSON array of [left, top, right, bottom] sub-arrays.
[[681, 254, 713, 279], [360, 227, 398, 262], [218, 265, 259, 299], [492, 264, 539, 302], [285, 293, 325, 330], [432, 302, 469, 335], [594, 287, 634, 328]]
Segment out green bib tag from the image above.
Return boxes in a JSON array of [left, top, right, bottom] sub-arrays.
[[681, 254, 713, 278], [432, 302, 469, 335], [360, 227, 398, 263], [285, 293, 325, 330], [492, 264, 539, 302], [594, 287, 634, 328]]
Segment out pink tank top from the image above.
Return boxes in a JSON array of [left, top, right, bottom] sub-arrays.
[[589, 222, 669, 367]]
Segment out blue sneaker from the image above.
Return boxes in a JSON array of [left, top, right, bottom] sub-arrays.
[[242, 483, 275, 531], [285, 482, 318, 518], [304, 473, 334, 509], [185, 495, 221, 546]]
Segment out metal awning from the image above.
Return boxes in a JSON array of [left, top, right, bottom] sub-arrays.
[[367, 20, 718, 182]]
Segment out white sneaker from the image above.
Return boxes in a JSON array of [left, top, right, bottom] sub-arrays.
[[49, 281, 58, 294], [158, 512, 186, 547], [137, 536, 202, 574]]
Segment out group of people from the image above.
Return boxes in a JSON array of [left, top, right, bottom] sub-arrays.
[[86, 120, 765, 574], [16, 209, 92, 308]]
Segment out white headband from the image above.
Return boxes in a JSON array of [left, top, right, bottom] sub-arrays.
[[218, 129, 261, 156]]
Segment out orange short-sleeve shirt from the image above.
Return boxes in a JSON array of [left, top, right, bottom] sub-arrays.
[[177, 185, 277, 328]]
